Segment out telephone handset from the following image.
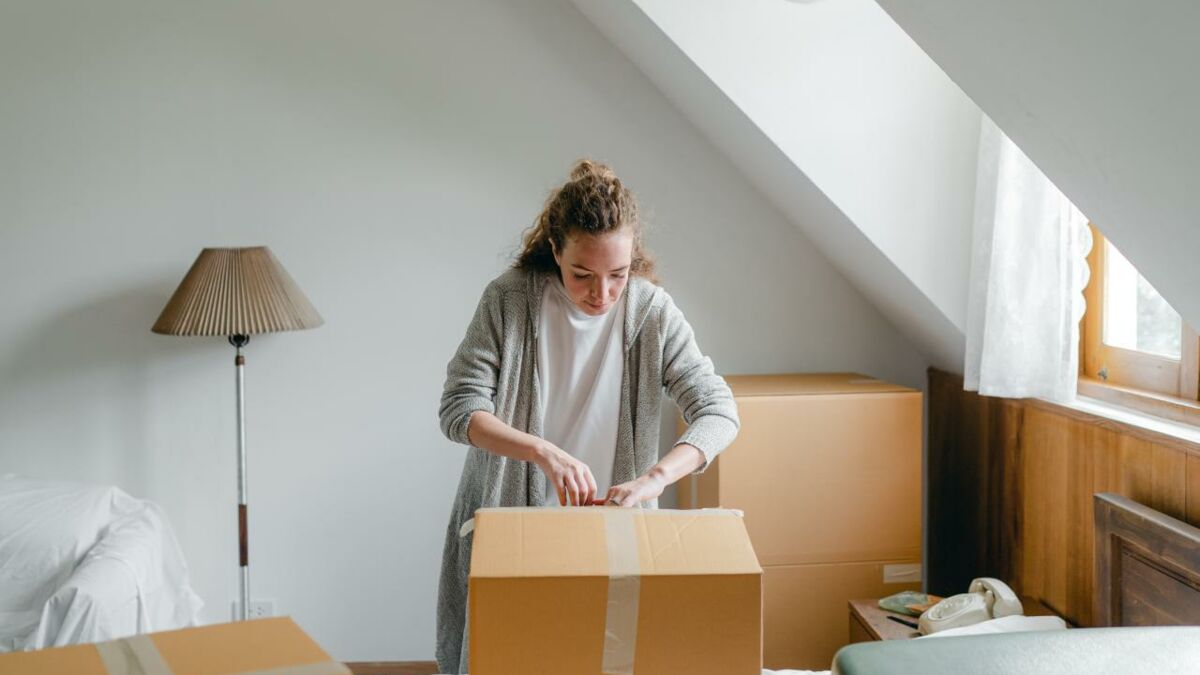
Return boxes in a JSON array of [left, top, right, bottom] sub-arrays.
[[917, 577, 1023, 635]]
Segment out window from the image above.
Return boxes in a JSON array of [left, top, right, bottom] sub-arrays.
[[1081, 224, 1200, 421]]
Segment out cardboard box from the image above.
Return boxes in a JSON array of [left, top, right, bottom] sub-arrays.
[[0, 617, 349, 675], [763, 561, 921, 670], [679, 373, 922, 566], [469, 507, 762, 675], [677, 373, 923, 668]]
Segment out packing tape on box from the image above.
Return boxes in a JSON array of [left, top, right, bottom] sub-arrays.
[[599, 508, 743, 675], [94, 633, 350, 675], [97, 635, 171, 675], [601, 507, 641, 675]]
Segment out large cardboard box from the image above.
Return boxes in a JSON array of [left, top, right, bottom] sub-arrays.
[[469, 507, 762, 675], [0, 617, 348, 675], [679, 373, 922, 566], [763, 561, 922, 668], [678, 373, 923, 669]]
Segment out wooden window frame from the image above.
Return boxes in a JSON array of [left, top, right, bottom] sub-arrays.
[[1080, 224, 1200, 425]]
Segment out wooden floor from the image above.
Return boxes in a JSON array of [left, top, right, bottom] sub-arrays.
[[344, 663, 438, 675]]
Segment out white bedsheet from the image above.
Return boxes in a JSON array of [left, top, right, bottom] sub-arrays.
[[918, 613, 1068, 639], [0, 475, 202, 651]]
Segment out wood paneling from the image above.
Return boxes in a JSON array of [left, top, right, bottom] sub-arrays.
[[1187, 455, 1200, 526], [928, 368, 1200, 627]]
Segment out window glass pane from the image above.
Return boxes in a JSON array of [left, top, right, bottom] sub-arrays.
[[1103, 240, 1181, 359]]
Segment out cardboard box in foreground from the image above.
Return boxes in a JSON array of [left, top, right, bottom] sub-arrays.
[[0, 617, 348, 675], [469, 507, 763, 675]]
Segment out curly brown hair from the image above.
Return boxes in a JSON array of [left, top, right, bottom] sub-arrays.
[[514, 159, 658, 283]]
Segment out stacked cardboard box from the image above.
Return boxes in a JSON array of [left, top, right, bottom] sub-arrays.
[[679, 373, 923, 669]]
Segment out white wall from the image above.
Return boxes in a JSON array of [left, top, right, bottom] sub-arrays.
[[0, 0, 928, 660], [876, 0, 1200, 335], [632, 0, 981, 333], [572, 0, 981, 371]]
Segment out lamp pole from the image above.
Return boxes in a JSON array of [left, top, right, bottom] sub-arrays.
[[230, 334, 250, 621]]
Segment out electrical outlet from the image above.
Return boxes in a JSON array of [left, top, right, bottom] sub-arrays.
[[231, 599, 276, 620], [883, 563, 922, 584]]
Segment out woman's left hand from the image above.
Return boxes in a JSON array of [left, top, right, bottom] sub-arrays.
[[605, 471, 667, 507]]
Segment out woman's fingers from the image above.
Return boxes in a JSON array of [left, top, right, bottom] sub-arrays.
[[606, 486, 619, 505], [549, 453, 601, 506], [582, 466, 598, 505], [565, 473, 581, 506], [607, 485, 627, 507]]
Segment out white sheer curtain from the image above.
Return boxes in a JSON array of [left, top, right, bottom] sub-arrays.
[[964, 116, 1091, 402]]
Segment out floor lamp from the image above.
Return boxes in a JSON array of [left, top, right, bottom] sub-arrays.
[[152, 246, 323, 620]]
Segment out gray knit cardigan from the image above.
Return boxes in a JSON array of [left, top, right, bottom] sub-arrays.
[[435, 267, 740, 674]]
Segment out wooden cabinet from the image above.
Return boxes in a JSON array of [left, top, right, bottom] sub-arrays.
[[679, 373, 923, 670]]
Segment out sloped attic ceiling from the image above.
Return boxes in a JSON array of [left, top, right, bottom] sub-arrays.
[[571, 0, 982, 373], [876, 0, 1200, 333]]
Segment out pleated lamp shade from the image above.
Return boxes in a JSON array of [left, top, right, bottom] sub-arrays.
[[152, 246, 323, 337]]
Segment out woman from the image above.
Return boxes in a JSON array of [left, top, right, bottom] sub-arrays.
[[435, 159, 739, 673]]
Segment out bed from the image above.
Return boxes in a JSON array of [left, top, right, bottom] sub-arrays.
[[0, 475, 203, 651], [1093, 492, 1200, 627], [831, 492, 1200, 674]]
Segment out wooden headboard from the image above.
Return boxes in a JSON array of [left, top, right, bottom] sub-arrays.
[[1094, 492, 1200, 626]]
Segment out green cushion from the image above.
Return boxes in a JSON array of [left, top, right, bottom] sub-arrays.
[[833, 627, 1200, 675]]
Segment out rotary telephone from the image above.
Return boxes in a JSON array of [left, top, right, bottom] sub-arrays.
[[917, 577, 1023, 635]]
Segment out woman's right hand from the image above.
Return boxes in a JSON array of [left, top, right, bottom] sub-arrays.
[[535, 443, 597, 506]]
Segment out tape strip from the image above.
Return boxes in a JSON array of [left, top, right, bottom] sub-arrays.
[[601, 509, 641, 675], [96, 635, 172, 675], [459, 518, 475, 538]]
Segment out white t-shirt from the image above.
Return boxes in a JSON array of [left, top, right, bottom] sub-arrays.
[[537, 275, 626, 506]]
